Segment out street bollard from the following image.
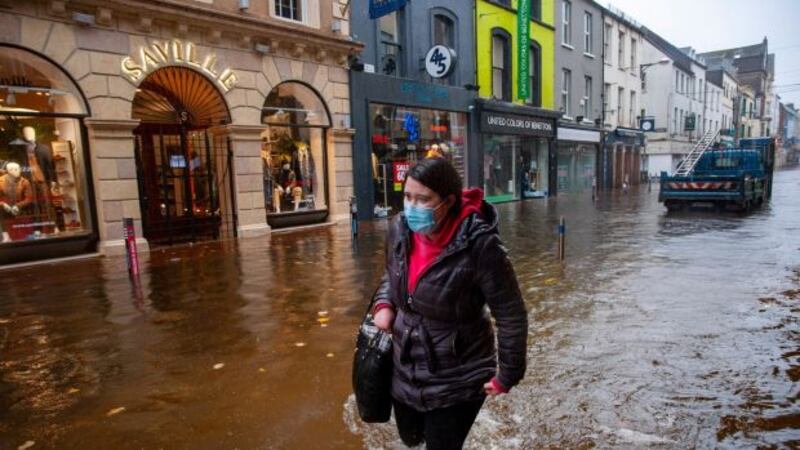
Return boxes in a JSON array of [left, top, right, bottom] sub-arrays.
[[592, 177, 597, 201], [557, 216, 566, 261], [648, 174, 652, 193], [350, 196, 358, 239], [123, 218, 140, 277]]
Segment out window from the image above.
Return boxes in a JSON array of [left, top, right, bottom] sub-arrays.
[[378, 12, 401, 76], [275, 0, 302, 21], [630, 38, 637, 74], [604, 23, 612, 63], [604, 83, 611, 123], [433, 14, 455, 48], [0, 46, 93, 246], [562, 1, 572, 46], [492, 30, 511, 101], [679, 109, 684, 134], [675, 70, 679, 91], [617, 87, 624, 126], [528, 44, 541, 107], [583, 12, 593, 54], [618, 31, 625, 69], [674, 107, 678, 133], [531, 0, 542, 21], [680, 73, 685, 94], [629, 91, 636, 127], [562, 69, 572, 116], [583, 76, 592, 119]]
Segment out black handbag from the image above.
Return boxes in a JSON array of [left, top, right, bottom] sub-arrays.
[[352, 291, 393, 423]]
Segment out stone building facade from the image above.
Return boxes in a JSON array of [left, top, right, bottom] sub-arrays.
[[0, 0, 360, 265]]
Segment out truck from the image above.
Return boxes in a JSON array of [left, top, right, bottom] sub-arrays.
[[658, 134, 776, 212]]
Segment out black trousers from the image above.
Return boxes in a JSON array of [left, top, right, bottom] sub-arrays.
[[392, 397, 485, 450]]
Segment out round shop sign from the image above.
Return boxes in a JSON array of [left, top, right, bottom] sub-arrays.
[[425, 45, 456, 78]]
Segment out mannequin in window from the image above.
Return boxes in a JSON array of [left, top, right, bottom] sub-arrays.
[[295, 141, 315, 198], [20, 126, 57, 226], [0, 162, 34, 242]]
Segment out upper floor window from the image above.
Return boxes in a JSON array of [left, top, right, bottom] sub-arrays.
[[583, 76, 592, 119], [583, 12, 593, 54], [603, 23, 612, 64], [562, 68, 572, 116], [433, 14, 455, 48], [528, 43, 542, 107], [531, 0, 542, 21], [492, 30, 511, 101], [630, 38, 637, 74], [617, 31, 625, 68], [275, 0, 302, 22], [379, 12, 402, 76], [562, 1, 572, 46]]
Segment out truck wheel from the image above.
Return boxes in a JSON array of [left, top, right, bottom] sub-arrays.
[[666, 200, 684, 212]]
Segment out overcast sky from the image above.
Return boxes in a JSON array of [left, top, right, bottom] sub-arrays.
[[605, 0, 800, 106]]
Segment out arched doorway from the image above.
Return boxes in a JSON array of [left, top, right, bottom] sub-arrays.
[[132, 67, 234, 245], [261, 82, 331, 228]]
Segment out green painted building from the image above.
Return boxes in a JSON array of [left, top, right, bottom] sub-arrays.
[[475, 0, 562, 202]]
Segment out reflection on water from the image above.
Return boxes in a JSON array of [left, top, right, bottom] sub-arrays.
[[1, 169, 799, 449]]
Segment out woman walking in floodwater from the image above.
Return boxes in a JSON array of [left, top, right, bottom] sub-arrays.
[[373, 157, 528, 449]]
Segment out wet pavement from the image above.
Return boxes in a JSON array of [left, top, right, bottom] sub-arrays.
[[2, 169, 799, 449]]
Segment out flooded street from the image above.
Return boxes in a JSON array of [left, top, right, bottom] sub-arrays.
[[2, 169, 799, 449]]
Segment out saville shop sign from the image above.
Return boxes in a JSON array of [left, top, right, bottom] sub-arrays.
[[121, 40, 238, 92], [480, 111, 555, 137]]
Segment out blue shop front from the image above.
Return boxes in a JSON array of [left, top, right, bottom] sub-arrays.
[[350, 73, 477, 219]]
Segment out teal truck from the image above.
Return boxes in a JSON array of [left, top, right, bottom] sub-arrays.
[[658, 136, 775, 212]]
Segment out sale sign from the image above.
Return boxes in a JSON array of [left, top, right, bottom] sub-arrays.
[[393, 162, 410, 192]]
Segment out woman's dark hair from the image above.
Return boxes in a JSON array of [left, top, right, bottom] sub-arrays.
[[407, 157, 462, 212]]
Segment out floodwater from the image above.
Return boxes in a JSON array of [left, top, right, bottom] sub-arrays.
[[2, 169, 799, 449]]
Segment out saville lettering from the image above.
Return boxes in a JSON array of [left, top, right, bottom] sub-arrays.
[[121, 39, 238, 92]]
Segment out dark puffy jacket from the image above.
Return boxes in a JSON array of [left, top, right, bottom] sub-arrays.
[[375, 201, 528, 411]]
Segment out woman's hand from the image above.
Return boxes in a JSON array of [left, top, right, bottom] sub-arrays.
[[373, 307, 395, 332], [483, 378, 508, 396]]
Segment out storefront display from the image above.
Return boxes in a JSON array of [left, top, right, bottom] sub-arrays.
[[369, 103, 466, 217], [0, 46, 92, 248], [477, 100, 560, 202], [555, 126, 602, 194], [262, 82, 330, 228], [557, 144, 596, 193], [482, 135, 549, 201]]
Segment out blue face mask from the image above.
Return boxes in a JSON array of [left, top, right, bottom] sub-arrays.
[[404, 202, 441, 234]]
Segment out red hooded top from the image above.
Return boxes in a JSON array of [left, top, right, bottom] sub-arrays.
[[408, 188, 484, 293]]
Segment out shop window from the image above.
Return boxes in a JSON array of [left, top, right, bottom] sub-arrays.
[[262, 82, 330, 226], [557, 144, 596, 193], [369, 103, 467, 217], [491, 29, 511, 101], [378, 12, 402, 76], [0, 46, 92, 245], [483, 135, 549, 202]]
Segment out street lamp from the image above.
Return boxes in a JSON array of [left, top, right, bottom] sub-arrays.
[[640, 57, 671, 91]]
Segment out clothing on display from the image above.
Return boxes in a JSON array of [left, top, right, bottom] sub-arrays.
[[261, 131, 319, 214]]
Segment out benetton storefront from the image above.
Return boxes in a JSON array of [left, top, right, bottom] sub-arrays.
[[0, 4, 359, 265], [476, 100, 561, 203]]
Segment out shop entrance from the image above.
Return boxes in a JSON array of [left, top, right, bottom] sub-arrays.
[[131, 67, 235, 246]]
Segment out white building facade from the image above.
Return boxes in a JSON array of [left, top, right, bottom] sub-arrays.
[[599, 6, 646, 188], [640, 28, 708, 176]]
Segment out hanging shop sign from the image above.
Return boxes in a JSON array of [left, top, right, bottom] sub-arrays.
[[121, 39, 238, 92], [369, 0, 407, 19], [424, 45, 456, 79], [480, 111, 555, 137], [517, 0, 531, 100]]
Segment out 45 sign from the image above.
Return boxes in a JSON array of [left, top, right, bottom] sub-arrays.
[[424, 45, 456, 79]]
